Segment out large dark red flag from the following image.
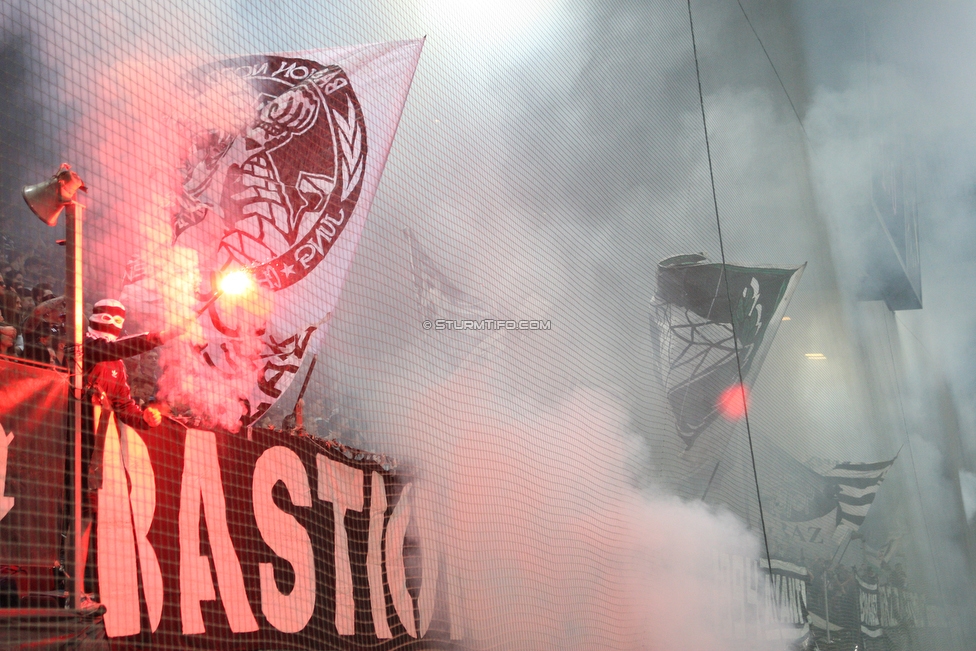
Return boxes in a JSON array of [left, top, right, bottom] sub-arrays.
[[0, 356, 68, 566]]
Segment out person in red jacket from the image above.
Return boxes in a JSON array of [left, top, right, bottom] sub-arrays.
[[75, 299, 181, 610], [84, 299, 165, 429]]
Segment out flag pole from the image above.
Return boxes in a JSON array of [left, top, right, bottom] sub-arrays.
[[291, 354, 318, 415], [21, 164, 87, 610], [65, 200, 84, 611], [824, 571, 831, 644], [829, 528, 855, 570], [195, 289, 224, 316], [700, 460, 721, 501]]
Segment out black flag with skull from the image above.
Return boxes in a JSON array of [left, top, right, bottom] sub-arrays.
[[650, 254, 804, 451]]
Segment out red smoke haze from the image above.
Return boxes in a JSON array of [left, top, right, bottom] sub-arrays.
[[717, 383, 749, 421]]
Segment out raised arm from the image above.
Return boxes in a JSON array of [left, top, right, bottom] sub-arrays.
[[84, 332, 165, 366]]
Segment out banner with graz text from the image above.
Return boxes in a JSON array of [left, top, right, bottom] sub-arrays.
[[95, 410, 457, 649]]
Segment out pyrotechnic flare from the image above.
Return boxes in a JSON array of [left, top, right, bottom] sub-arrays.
[[195, 267, 256, 316], [218, 269, 254, 296]]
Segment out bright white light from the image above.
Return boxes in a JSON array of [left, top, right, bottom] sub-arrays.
[[219, 270, 254, 296], [421, 0, 561, 46]]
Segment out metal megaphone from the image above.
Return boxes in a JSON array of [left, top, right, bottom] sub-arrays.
[[23, 163, 88, 227]]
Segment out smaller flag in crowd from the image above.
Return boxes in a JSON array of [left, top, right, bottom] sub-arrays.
[[824, 457, 897, 529], [405, 228, 493, 325]]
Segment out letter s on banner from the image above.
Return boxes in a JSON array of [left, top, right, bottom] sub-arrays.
[[253, 446, 316, 633]]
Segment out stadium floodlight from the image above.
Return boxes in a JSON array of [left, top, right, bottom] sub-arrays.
[[23, 163, 88, 612]]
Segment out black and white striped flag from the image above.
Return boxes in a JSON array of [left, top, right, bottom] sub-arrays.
[[766, 445, 899, 561], [824, 458, 897, 528]]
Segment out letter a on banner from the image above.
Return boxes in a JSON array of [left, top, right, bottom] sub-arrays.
[[179, 429, 258, 634]]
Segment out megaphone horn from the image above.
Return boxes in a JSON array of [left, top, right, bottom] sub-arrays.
[[23, 163, 88, 227]]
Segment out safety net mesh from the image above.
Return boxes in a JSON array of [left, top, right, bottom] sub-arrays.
[[0, 1, 974, 650]]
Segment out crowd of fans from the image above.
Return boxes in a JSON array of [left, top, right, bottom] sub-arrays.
[[803, 558, 917, 651], [0, 238, 66, 364]]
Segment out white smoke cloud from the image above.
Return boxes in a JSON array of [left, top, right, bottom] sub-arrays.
[[381, 361, 784, 651], [75, 54, 267, 430], [800, 3, 976, 640], [961, 471, 976, 524]]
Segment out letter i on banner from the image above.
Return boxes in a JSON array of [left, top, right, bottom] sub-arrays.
[[367, 472, 393, 638]]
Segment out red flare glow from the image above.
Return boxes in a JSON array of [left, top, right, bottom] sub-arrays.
[[218, 269, 254, 295], [717, 383, 749, 420]]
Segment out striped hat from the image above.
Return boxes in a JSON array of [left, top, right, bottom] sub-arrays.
[[88, 299, 126, 340]]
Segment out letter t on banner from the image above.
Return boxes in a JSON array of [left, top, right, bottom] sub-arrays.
[[316, 454, 364, 635]]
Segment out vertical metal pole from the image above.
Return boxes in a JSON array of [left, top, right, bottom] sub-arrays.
[[66, 201, 84, 610], [825, 572, 831, 644]]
